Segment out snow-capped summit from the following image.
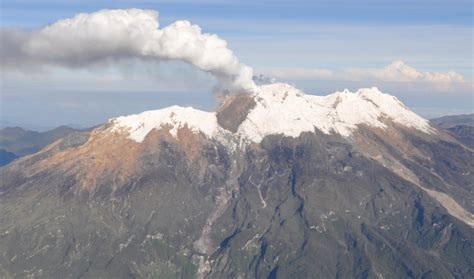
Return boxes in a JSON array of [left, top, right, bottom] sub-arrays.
[[237, 83, 434, 142], [108, 83, 434, 143], [109, 106, 221, 142]]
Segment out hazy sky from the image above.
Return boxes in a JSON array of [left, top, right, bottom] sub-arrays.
[[1, 0, 472, 130]]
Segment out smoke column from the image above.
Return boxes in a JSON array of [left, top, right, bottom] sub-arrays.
[[0, 9, 257, 92]]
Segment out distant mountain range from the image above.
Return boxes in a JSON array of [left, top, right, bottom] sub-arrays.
[[0, 126, 93, 166], [430, 113, 474, 128], [1, 83, 472, 278]]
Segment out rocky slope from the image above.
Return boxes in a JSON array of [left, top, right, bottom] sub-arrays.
[[0, 83, 473, 278], [445, 125, 474, 148], [431, 114, 474, 149]]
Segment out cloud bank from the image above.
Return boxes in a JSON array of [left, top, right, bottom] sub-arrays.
[[261, 61, 469, 91], [346, 61, 466, 89], [0, 9, 256, 92]]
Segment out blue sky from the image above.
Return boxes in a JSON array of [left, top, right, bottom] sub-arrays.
[[1, 0, 472, 130]]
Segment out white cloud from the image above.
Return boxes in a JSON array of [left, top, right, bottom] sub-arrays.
[[261, 61, 469, 92], [423, 70, 465, 83], [349, 61, 423, 82], [346, 61, 465, 83], [0, 9, 256, 92]]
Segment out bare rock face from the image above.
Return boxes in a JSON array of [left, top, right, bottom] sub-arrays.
[[0, 84, 473, 278], [216, 93, 256, 133]]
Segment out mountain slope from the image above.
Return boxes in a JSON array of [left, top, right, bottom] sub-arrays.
[[431, 113, 474, 129], [0, 83, 472, 278], [430, 114, 474, 149], [0, 126, 86, 161], [445, 125, 474, 148]]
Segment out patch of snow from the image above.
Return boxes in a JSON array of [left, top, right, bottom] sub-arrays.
[[110, 106, 220, 142]]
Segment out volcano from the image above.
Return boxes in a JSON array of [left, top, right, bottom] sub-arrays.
[[0, 83, 473, 278]]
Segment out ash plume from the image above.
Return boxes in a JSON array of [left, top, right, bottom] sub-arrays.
[[0, 9, 256, 92]]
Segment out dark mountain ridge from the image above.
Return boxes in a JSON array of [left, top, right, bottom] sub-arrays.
[[430, 113, 474, 129], [0, 125, 93, 166]]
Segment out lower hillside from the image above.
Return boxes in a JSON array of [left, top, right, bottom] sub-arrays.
[[0, 123, 473, 278]]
